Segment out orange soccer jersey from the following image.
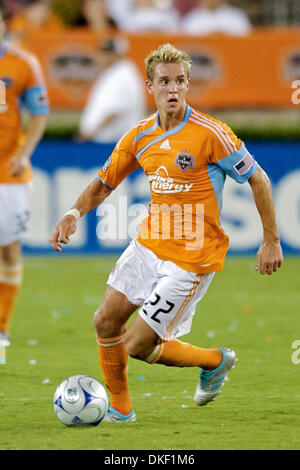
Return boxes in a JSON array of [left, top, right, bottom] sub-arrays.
[[97, 105, 258, 274], [0, 42, 49, 183]]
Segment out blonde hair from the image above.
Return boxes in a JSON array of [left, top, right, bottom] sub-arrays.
[[145, 43, 192, 82]]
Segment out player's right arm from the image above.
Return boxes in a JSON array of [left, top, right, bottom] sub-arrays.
[[49, 128, 140, 252], [49, 178, 112, 252]]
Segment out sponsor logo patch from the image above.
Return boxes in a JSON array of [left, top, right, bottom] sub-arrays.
[[149, 166, 193, 194], [234, 152, 254, 175]]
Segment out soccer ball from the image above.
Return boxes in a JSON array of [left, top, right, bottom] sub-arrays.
[[53, 375, 109, 426]]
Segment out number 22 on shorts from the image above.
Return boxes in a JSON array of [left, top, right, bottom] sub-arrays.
[[142, 293, 175, 324]]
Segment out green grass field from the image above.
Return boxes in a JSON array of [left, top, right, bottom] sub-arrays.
[[0, 255, 299, 450]]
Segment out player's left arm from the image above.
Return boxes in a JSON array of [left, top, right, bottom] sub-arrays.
[[248, 166, 283, 275], [8, 54, 49, 177], [209, 121, 283, 276]]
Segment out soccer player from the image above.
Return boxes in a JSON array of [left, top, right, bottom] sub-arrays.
[[49, 43, 283, 421], [0, 2, 49, 347]]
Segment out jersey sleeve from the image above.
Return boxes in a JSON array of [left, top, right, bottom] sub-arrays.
[[97, 129, 140, 190], [209, 121, 258, 183], [20, 54, 49, 115]]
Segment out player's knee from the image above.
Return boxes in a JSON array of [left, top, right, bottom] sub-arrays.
[[93, 304, 123, 338], [94, 306, 114, 338], [1, 242, 21, 267]]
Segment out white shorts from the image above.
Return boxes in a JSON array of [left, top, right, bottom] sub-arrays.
[[107, 240, 215, 340], [0, 183, 31, 246]]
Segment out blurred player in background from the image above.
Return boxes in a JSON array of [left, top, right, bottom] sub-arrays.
[[181, 0, 252, 36], [8, 0, 65, 45], [80, 0, 116, 31], [104, 0, 133, 29], [0, 2, 49, 346], [77, 37, 146, 144], [49, 43, 282, 422], [172, 0, 198, 18], [116, 0, 180, 34]]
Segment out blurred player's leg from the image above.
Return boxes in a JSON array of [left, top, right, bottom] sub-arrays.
[[0, 183, 31, 346], [0, 241, 23, 345]]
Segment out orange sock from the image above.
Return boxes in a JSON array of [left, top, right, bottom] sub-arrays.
[[146, 339, 222, 370], [0, 265, 23, 332], [96, 333, 133, 415]]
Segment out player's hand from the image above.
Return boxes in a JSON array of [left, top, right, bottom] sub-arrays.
[[255, 240, 283, 275], [48, 216, 78, 252], [8, 152, 30, 177]]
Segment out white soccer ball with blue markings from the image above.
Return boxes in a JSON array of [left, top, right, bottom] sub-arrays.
[[53, 375, 109, 426]]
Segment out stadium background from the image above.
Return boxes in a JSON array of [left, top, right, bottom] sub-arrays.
[[1, 0, 300, 452], [3, 0, 298, 257]]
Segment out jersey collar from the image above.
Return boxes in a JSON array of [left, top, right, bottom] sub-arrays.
[[136, 105, 192, 160]]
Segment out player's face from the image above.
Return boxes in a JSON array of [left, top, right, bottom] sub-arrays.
[[146, 63, 190, 114]]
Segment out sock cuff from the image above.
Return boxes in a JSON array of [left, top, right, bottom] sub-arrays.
[[0, 264, 23, 285], [96, 333, 125, 347], [145, 342, 164, 364]]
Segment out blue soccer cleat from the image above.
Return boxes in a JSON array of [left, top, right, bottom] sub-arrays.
[[102, 407, 136, 422], [193, 347, 237, 406]]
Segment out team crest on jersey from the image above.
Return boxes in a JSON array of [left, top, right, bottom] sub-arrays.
[[175, 152, 194, 172]]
